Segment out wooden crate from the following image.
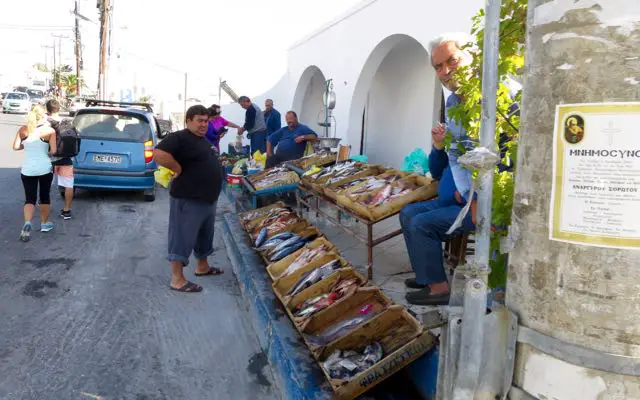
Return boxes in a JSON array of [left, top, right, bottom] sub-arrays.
[[272, 255, 352, 305], [266, 236, 337, 281], [316, 307, 435, 400], [258, 225, 323, 265], [336, 175, 438, 222]]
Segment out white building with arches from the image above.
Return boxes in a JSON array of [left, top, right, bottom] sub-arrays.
[[219, 0, 484, 167]]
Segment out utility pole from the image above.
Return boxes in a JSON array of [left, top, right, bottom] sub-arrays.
[[507, 1, 640, 399], [52, 34, 69, 94], [98, 0, 110, 99], [74, 0, 82, 96]]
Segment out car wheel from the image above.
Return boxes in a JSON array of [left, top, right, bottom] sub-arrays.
[[143, 187, 156, 202]]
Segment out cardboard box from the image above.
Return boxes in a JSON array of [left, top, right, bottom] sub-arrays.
[[238, 201, 286, 230], [323, 170, 409, 201], [337, 175, 438, 222], [316, 307, 435, 400], [266, 236, 337, 281], [285, 267, 368, 312], [272, 255, 352, 305], [258, 225, 323, 265], [300, 288, 394, 355]]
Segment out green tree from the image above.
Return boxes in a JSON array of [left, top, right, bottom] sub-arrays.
[[447, 0, 527, 288], [60, 74, 83, 94], [33, 63, 49, 72]]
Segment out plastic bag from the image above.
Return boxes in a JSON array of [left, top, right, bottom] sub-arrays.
[[350, 155, 368, 163], [252, 150, 266, 169], [401, 148, 429, 175], [154, 166, 175, 188]]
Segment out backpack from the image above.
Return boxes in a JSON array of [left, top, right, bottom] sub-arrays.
[[50, 118, 81, 158]]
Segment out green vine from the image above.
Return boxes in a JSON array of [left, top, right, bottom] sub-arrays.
[[447, 0, 527, 288]]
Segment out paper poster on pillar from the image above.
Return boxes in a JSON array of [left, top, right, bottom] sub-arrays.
[[549, 102, 640, 250]]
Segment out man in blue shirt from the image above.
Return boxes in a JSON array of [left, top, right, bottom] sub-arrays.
[[264, 99, 281, 135], [266, 111, 318, 168], [400, 33, 478, 306]]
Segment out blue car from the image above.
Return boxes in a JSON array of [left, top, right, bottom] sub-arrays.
[[70, 100, 169, 202]]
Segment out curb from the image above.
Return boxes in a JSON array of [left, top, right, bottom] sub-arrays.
[[221, 212, 334, 400]]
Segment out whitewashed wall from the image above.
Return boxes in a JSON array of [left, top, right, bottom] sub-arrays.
[[219, 0, 483, 164]]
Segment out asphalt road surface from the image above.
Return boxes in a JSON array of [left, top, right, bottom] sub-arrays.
[[0, 113, 279, 400]]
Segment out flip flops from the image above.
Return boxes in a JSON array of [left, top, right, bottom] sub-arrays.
[[170, 281, 203, 293], [194, 267, 224, 277]]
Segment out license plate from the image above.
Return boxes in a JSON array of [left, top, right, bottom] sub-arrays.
[[10, 103, 20, 107], [93, 155, 122, 164]]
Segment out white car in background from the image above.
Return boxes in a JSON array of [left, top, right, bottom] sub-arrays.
[[2, 92, 31, 114]]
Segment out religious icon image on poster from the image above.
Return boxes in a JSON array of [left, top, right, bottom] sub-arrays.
[[549, 102, 640, 250], [564, 114, 584, 144]]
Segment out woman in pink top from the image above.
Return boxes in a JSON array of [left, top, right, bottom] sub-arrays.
[[206, 104, 241, 151]]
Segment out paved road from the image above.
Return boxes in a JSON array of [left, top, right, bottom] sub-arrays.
[[0, 113, 279, 400]]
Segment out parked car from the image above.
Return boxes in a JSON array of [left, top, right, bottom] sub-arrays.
[[27, 89, 45, 106], [2, 92, 32, 114], [70, 100, 169, 201]]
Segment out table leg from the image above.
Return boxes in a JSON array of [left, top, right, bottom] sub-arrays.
[[367, 224, 373, 280], [296, 189, 303, 216]]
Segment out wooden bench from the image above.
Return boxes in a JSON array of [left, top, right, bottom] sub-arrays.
[[444, 232, 474, 275]]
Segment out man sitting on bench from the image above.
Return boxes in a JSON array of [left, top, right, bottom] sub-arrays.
[[400, 33, 478, 306]]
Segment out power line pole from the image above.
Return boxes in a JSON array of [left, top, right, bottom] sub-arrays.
[[74, 0, 82, 96], [52, 34, 69, 94], [98, 0, 110, 99], [507, 1, 640, 398]]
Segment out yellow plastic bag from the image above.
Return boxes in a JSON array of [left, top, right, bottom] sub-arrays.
[[253, 150, 266, 169], [303, 142, 315, 157], [154, 166, 175, 188]]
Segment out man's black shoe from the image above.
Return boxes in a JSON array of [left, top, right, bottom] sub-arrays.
[[406, 288, 450, 306], [404, 278, 428, 289]]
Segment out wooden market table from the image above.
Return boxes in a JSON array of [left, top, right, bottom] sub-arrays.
[[295, 186, 407, 280]]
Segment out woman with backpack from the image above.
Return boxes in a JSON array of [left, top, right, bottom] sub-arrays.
[[12, 105, 57, 242]]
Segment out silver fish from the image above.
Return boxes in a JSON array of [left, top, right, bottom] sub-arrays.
[[287, 259, 341, 296], [269, 241, 306, 262], [269, 235, 303, 256]]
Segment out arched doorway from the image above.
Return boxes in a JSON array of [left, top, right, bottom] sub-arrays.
[[292, 65, 327, 133], [348, 35, 440, 167]]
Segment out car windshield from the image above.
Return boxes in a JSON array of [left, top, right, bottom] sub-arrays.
[[7, 93, 28, 100], [74, 111, 152, 143], [27, 90, 43, 98]]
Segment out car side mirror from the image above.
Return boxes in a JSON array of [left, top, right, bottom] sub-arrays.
[[158, 130, 169, 139]]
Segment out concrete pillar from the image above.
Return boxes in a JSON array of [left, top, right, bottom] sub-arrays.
[[507, 1, 640, 399]]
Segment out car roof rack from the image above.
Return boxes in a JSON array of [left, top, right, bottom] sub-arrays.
[[84, 99, 154, 113]]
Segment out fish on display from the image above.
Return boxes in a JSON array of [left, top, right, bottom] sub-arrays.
[[280, 245, 329, 278], [269, 240, 306, 262], [268, 235, 303, 256], [367, 185, 392, 206], [286, 259, 342, 297], [254, 227, 268, 247], [294, 292, 339, 317], [256, 232, 296, 251], [305, 308, 379, 347], [322, 341, 384, 380]]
